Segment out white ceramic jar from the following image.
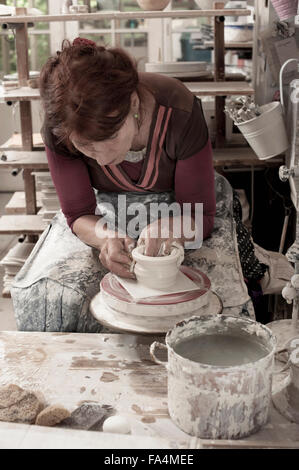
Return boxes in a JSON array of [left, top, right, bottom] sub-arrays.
[[131, 243, 184, 290]]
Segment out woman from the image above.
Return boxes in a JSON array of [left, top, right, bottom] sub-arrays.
[[41, 37, 215, 270], [11, 38, 265, 332]]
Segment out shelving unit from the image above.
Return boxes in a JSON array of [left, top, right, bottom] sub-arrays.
[[0, 134, 44, 151], [184, 81, 253, 96], [0, 86, 40, 102], [0, 9, 250, 23], [0, 3, 256, 297], [0, 215, 46, 235], [4, 191, 42, 215], [203, 41, 253, 49], [212, 147, 284, 169]]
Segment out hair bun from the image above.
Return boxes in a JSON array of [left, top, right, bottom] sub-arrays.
[[73, 37, 96, 48]]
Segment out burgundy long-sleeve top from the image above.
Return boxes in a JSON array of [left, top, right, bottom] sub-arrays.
[[43, 73, 216, 239]]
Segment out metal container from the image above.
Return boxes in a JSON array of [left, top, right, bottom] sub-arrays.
[[150, 315, 276, 439]]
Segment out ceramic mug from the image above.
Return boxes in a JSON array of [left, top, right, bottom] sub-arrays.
[[131, 243, 184, 290]]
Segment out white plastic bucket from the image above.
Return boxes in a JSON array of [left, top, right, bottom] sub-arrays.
[[150, 315, 276, 439], [236, 102, 289, 160]]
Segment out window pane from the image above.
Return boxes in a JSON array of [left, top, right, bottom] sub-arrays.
[[118, 33, 147, 71], [79, 33, 112, 47], [29, 34, 50, 71]]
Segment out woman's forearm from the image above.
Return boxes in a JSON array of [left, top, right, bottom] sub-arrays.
[[72, 215, 119, 251]]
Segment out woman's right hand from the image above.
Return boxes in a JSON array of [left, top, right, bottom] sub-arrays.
[[99, 236, 136, 279]]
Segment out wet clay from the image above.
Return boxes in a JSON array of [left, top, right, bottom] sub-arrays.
[[173, 333, 270, 366]]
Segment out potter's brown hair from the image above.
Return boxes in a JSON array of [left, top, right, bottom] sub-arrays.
[[39, 39, 141, 152]]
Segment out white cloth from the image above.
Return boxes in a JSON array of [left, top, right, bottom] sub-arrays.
[[254, 243, 294, 295]]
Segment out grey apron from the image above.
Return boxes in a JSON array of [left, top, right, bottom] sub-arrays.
[[10, 172, 254, 332]]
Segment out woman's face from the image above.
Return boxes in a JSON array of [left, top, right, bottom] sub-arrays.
[[71, 94, 139, 166]]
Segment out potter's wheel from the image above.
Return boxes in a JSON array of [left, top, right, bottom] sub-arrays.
[[90, 266, 222, 334]]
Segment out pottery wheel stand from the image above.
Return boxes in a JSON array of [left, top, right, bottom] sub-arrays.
[[90, 266, 222, 335]]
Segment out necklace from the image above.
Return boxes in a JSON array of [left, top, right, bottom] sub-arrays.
[[124, 147, 146, 163]]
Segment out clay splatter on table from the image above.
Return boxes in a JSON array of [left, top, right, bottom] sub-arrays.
[[5, 348, 46, 364], [100, 372, 119, 383], [142, 416, 156, 424]]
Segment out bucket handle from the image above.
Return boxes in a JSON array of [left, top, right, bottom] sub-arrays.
[[150, 341, 168, 368], [272, 346, 293, 375]]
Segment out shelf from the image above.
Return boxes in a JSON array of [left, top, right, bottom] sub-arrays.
[[0, 133, 44, 151], [202, 41, 253, 50], [1, 144, 277, 169], [0, 9, 251, 24], [0, 86, 40, 102], [2, 286, 11, 298], [0, 150, 47, 169], [5, 191, 42, 214], [184, 81, 254, 96], [0, 215, 47, 234], [0, 82, 253, 103], [177, 72, 246, 82], [213, 147, 284, 168]]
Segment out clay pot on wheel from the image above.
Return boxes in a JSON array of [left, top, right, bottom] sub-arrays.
[[131, 244, 184, 290], [137, 0, 171, 11]]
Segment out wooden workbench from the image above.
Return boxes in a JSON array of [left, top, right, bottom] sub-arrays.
[[0, 331, 298, 449]]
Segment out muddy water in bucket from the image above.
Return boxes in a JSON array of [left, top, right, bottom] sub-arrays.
[[151, 315, 276, 439], [174, 332, 270, 366]]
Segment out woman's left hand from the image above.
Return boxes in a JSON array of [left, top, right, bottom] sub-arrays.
[[138, 219, 184, 257]]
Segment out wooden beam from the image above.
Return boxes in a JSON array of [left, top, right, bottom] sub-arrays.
[[0, 151, 47, 169], [19, 102, 33, 151], [15, 8, 29, 87], [5, 191, 42, 215], [184, 81, 254, 96], [0, 10, 252, 24], [23, 168, 39, 243], [214, 1, 226, 148], [212, 147, 284, 168], [0, 134, 44, 151], [23, 169, 37, 215], [0, 87, 40, 102], [15, 8, 33, 152]]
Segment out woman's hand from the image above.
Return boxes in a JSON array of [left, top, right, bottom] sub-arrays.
[[138, 219, 184, 257], [99, 236, 136, 279]]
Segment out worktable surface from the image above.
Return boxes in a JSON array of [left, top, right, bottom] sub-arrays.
[[0, 331, 298, 449]]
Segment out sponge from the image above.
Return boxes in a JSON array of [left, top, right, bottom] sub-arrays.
[[0, 384, 27, 408], [36, 405, 70, 427], [0, 388, 44, 424]]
